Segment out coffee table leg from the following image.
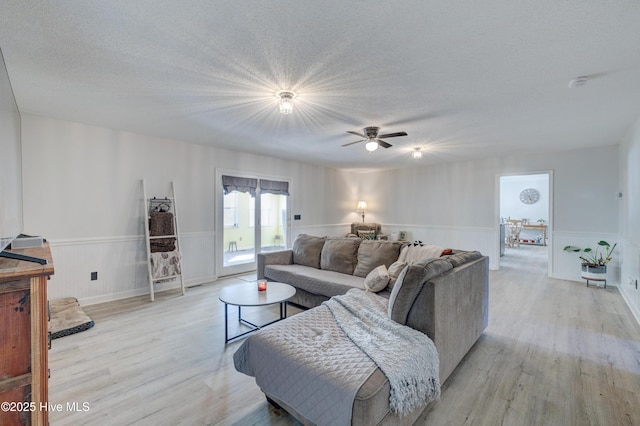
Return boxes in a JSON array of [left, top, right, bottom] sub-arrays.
[[224, 303, 229, 343], [223, 301, 291, 344]]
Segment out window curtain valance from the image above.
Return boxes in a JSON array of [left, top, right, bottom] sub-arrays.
[[259, 179, 290, 196], [222, 175, 258, 197]]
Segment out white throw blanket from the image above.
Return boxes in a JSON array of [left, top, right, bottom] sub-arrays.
[[324, 289, 441, 416]]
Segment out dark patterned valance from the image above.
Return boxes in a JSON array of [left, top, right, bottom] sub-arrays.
[[259, 179, 290, 196], [222, 175, 258, 197]]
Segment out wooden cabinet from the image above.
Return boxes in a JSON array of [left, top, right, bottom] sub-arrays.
[[0, 244, 54, 426]]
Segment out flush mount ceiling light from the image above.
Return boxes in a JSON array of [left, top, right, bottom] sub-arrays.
[[365, 141, 379, 152], [412, 147, 423, 159], [277, 91, 295, 114]]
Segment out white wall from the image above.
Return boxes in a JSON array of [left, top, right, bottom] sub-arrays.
[[0, 51, 22, 251], [619, 116, 640, 324], [20, 113, 624, 307], [21, 114, 355, 303], [500, 174, 549, 224], [353, 146, 620, 278]]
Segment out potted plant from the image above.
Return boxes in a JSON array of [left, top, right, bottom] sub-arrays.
[[563, 240, 617, 283]]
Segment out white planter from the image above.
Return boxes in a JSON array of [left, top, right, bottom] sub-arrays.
[[581, 264, 607, 287]]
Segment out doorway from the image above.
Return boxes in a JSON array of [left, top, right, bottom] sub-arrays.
[[217, 172, 289, 277], [497, 172, 552, 275]]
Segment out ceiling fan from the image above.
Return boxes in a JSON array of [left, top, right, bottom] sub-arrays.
[[342, 126, 408, 152]]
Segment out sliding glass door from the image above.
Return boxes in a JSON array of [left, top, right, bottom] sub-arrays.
[[218, 172, 289, 277], [258, 192, 287, 253], [222, 190, 256, 271]]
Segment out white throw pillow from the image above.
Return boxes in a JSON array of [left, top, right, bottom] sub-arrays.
[[386, 260, 408, 290], [364, 265, 390, 292]]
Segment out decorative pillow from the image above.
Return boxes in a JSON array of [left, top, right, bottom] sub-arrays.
[[353, 240, 403, 278], [388, 258, 453, 324], [320, 237, 361, 275], [292, 234, 326, 269], [357, 230, 376, 239], [364, 265, 390, 292], [386, 260, 408, 290]]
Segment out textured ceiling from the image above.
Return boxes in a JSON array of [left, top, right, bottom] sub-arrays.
[[1, 1, 640, 171]]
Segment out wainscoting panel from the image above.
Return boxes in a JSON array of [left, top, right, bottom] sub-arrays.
[[53, 224, 592, 305], [180, 231, 216, 286], [48, 232, 217, 305], [619, 238, 640, 325], [290, 224, 351, 241], [551, 231, 620, 285]]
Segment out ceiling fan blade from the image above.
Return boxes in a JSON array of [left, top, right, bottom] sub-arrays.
[[346, 130, 365, 138], [341, 139, 365, 147], [377, 131, 408, 138], [376, 139, 393, 149]]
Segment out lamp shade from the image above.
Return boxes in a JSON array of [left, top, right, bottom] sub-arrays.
[[356, 201, 367, 212]]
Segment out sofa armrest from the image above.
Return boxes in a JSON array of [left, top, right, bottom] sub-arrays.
[[405, 256, 489, 383], [257, 250, 294, 280]]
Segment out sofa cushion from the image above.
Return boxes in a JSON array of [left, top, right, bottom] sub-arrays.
[[388, 258, 453, 324], [386, 260, 408, 290], [264, 264, 365, 298], [292, 234, 326, 269], [447, 250, 483, 267], [353, 240, 403, 278], [320, 238, 361, 275], [364, 265, 390, 292]]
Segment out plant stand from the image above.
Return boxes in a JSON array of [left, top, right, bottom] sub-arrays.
[[581, 264, 607, 288]]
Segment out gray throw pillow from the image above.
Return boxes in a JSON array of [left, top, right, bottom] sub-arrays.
[[320, 237, 361, 275], [353, 240, 403, 278], [364, 265, 390, 292], [386, 260, 408, 290], [388, 258, 453, 324], [292, 234, 326, 269]]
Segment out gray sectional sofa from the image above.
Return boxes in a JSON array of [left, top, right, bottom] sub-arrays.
[[246, 234, 489, 425], [257, 234, 489, 383]]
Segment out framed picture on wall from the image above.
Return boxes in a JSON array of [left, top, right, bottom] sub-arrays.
[[398, 231, 407, 241]]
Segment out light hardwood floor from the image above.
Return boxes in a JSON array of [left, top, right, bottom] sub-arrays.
[[48, 246, 640, 425]]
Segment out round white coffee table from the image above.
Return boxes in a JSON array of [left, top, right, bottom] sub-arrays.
[[219, 282, 296, 343]]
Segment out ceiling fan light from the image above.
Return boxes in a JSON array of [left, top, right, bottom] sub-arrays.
[[413, 148, 422, 159], [278, 91, 295, 114], [365, 141, 378, 152]]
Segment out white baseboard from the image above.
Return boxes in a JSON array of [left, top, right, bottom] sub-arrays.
[[78, 275, 218, 306], [619, 286, 640, 327]]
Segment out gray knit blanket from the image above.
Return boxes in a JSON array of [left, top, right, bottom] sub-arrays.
[[324, 289, 441, 416]]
